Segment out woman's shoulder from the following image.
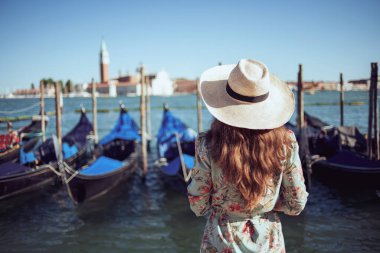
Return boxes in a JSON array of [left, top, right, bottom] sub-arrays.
[[282, 128, 298, 162], [196, 131, 210, 160], [196, 131, 208, 148], [288, 130, 296, 140], [197, 131, 207, 139], [196, 131, 208, 144], [285, 128, 297, 143]]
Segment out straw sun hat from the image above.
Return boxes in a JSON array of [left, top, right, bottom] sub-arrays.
[[199, 59, 295, 130]]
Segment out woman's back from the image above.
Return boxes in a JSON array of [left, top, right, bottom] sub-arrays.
[[188, 59, 308, 252], [188, 130, 308, 252]]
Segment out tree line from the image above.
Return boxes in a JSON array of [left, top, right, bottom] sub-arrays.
[[30, 79, 74, 94]]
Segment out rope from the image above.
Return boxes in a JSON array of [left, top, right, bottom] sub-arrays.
[[64, 169, 79, 184], [40, 164, 62, 176], [175, 132, 192, 183], [61, 161, 80, 184], [0, 101, 41, 115]]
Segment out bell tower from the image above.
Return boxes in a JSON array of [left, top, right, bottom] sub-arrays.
[[100, 39, 110, 83]]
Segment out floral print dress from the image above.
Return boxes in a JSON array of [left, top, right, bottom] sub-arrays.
[[188, 131, 308, 253]]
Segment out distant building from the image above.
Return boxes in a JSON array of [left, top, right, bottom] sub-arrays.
[[174, 78, 197, 93], [112, 74, 140, 96], [92, 40, 182, 97], [92, 40, 205, 96], [88, 40, 140, 96], [100, 40, 110, 84], [151, 71, 174, 96], [285, 76, 380, 92], [286, 81, 339, 91], [348, 76, 380, 90], [68, 82, 91, 97], [13, 88, 39, 97], [109, 82, 117, 97]]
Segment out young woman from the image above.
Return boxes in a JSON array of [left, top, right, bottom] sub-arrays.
[[188, 59, 308, 253]]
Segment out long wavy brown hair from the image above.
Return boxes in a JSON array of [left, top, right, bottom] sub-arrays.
[[206, 119, 292, 210]]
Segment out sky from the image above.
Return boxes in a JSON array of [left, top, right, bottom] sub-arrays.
[[0, 0, 379, 91]]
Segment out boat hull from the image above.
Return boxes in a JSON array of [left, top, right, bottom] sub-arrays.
[[0, 165, 57, 200], [0, 111, 93, 201], [313, 151, 380, 188], [65, 142, 139, 204]]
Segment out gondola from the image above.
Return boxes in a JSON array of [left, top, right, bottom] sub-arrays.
[[60, 107, 140, 204], [156, 105, 197, 194], [313, 150, 380, 186], [0, 115, 49, 165], [301, 112, 380, 187], [303, 112, 366, 156], [0, 110, 93, 200]]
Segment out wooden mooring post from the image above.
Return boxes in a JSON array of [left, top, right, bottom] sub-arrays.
[[91, 79, 98, 143], [40, 80, 46, 141], [340, 73, 344, 127], [297, 64, 304, 129], [140, 65, 148, 177], [368, 64, 376, 159], [297, 64, 311, 190], [372, 63, 379, 159], [196, 78, 202, 133], [54, 81, 62, 156], [146, 75, 151, 151]]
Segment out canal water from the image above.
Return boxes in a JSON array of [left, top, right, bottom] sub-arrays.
[[0, 91, 379, 253]]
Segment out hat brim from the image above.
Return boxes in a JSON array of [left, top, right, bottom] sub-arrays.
[[199, 64, 295, 130]]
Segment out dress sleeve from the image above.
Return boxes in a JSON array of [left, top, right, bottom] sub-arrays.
[[274, 131, 309, 216], [187, 134, 213, 216]]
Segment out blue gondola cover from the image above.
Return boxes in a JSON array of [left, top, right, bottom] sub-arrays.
[[157, 110, 197, 158], [100, 110, 141, 145], [20, 147, 36, 164], [62, 142, 78, 159], [79, 156, 124, 176], [160, 154, 195, 176]]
